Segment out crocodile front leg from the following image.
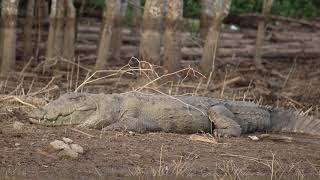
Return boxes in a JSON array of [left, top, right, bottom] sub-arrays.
[[104, 117, 162, 133], [208, 105, 242, 137]]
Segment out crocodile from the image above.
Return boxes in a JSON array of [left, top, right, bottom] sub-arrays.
[[28, 92, 320, 137]]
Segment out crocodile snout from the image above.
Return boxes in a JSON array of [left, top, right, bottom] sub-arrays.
[[29, 108, 46, 124]]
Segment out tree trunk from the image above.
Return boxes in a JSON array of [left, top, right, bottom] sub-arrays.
[[129, 0, 142, 35], [63, 0, 76, 61], [45, 0, 56, 62], [254, 0, 274, 70], [200, 0, 231, 76], [108, 0, 125, 63], [95, 0, 122, 70], [34, 0, 49, 60], [162, 0, 183, 73], [45, 0, 65, 63], [120, 0, 128, 17], [139, 0, 165, 65], [54, 1, 65, 59], [0, 0, 19, 75], [23, 0, 35, 59], [79, 0, 86, 16], [200, 0, 214, 40]]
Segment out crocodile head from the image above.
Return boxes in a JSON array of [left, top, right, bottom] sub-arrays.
[[29, 93, 98, 126]]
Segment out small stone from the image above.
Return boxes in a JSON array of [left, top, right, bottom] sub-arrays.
[[15, 143, 20, 146], [13, 121, 24, 131], [248, 135, 260, 141], [49, 140, 70, 151], [62, 137, 73, 144], [70, 144, 84, 154], [128, 131, 135, 136], [130, 153, 142, 158], [58, 147, 78, 159]]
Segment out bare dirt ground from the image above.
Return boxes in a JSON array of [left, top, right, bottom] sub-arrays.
[[1, 17, 320, 179]]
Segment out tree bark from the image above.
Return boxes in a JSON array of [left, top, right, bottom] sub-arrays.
[[54, 1, 65, 59], [200, 0, 214, 40], [45, 0, 65, 63], [120, 0, 128, 17], [63, 0, 76, 61], [108, 0, 125, 63], [95, 0, 122, 70], [34, 0, 49, 60], [162, 0, 183, 73], [0, 0, 19, 75], [129, 0, 142, 36], [139, 0, 165, 65], [79, 0, 86, 16], [200, 0, 231, 76], [254, 0, 274, 70], [23, 0, 35, 59]]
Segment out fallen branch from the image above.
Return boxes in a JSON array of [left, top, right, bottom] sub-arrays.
[[239, 13, 320, 29], [0, 96, 37, 108], [249, 134, 293, 143], [259, 134, 293, 143], [70, 128, 96, 138], [189, 134, 218, 144], [210, 76, 242, 91]]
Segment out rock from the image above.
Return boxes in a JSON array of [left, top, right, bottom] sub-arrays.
[[128, 131, 135, 136], [62, 137, 73, 144], [13, 121, 24, 131], [15, 143, 21, 146], [70, 144, 84, 154], [248, 135, 260, 141], [58, 147, 78, 159], [130, 153, 142, 158], [49, 140, 70, 151]]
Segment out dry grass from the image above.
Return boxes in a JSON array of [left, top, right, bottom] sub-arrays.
[[127, 151, 320, 178], [129, 144, 196, 177]]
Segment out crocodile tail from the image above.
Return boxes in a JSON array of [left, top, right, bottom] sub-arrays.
[[269, 109, 320, 136]]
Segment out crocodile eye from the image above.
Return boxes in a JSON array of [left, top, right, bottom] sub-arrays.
[[68, 95, 86, 101]]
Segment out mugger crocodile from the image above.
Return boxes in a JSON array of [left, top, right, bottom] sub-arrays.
[[28, 92, 320, 137]]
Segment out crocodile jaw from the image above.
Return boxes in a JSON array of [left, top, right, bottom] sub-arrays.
[[29, 107, 96, 126]]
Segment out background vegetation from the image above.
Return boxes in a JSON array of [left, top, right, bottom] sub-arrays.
[[84, 0, 320, 18]]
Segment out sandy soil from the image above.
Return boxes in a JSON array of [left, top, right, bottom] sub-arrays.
[[1, 118, 320, 179]]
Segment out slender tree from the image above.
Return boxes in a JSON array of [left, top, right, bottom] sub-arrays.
[[63, 0, 76, 61], [200, 0, 214, 40], [163, 0, 183, 73], [95, 0, 122, 70], [79, 0, 86, 16], [255, 0, 274, 70], [139, 0, 165, 65], [129, 0, 142, 35], [0, 0, 19, 75], [200, 0, 232, 76], [45, 0, 65, 64], [34, 0, 49, 60], [108, 0, 126, 63], [23, 0, 36, 59], [45, 0, 76, 69]]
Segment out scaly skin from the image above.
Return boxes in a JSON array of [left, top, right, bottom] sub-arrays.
[[28, 92, 320, 137]]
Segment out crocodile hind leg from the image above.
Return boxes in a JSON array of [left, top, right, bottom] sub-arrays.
[[208, 105, 242, 137]]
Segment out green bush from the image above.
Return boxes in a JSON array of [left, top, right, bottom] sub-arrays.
[[231, 0, 320, 18], [15, 0, 320, 19]]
